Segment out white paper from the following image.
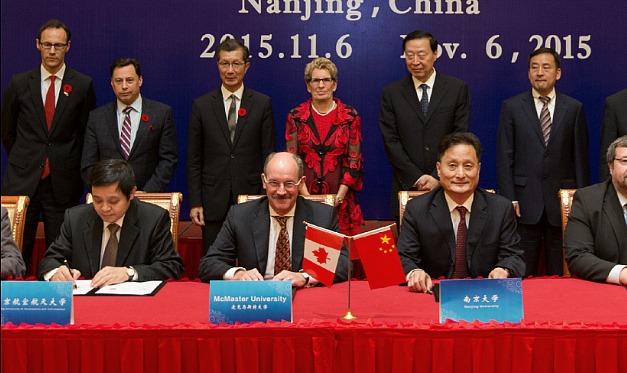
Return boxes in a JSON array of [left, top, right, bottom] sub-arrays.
[[73, 280, 95, 295], [94, 281, 163, 295]]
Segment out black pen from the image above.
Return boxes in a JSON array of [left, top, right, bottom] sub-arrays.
[[63, 260, 77, 289]]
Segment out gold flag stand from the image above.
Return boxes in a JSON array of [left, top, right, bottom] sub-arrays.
[[341, 238, 357, 320]]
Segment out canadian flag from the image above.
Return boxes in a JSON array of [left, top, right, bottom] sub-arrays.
[[303, 224, 345, 287]]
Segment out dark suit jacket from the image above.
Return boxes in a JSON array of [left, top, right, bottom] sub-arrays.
[[599, 89, 627, 180], [1, 67, 97, 203], [81, 97, 178, 191], [187, 87, 275, 221], [198, 196, 350, 283], [564, 180, 627, 282], [397, 188, 525, 278], [379, 73, 470, 215], [37, 199, 183, 280], [497, 91, 590, 226]]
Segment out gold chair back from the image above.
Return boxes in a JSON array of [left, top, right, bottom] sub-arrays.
[[1, 195, 30, 251], [398, 189, 496, 225], [559, 189, 576, 277], [86, 192, 182, 252], [237, 194, 336, 206]]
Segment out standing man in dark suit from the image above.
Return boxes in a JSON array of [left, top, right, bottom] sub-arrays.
[[198, 152, 349, 287], [565, 135, 627, 286], [188, 39, 276, 253], [379, 30, 470, 219], [1, 20, 97, 269], [497, 47, 590, 277], [38, 159, 183, 287], [599, 89, 627, 180], [398, 132, 524, 293], [81, 58, 177, 191]]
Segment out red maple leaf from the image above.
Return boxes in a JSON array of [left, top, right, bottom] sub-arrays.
[[312, 247, 329, 264]]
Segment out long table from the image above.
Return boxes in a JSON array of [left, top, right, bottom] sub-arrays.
[[2, 278, 626, 373]]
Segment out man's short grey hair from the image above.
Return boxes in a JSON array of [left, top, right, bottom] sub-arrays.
[[607, 135, 627, 166]]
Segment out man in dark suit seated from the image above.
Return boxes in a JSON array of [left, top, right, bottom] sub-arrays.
[[37, 159, 183, 287], [198, 152, 350, 288], [81, 58, 178, 192], [397, 132, 525, 293], [565, 135, 627, 286], [379, 30, 470, 221]]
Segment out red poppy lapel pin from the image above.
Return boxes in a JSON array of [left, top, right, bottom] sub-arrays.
[[238, 108, 247, 117], [63, 84, 72, 96], [141, 114, 150, 123]]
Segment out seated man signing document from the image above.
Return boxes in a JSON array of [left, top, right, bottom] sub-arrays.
[[397, 132, 525, 293], [37, 159, 183, 287], [198, 152, 350, 287]]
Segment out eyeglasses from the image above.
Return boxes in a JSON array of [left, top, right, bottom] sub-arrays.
[[218, 61, 246, 70], [263, 175, 302, 190], [39, 42, 68, 50], [309, 78, 335, 85], [614, 158, 627, 166]]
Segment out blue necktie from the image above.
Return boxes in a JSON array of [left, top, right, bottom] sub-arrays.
[[420, 84, 429, 116]]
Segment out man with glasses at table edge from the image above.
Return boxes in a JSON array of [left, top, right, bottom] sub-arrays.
[[1, 19, 97, 271], [187, 38, 276, 255], [198, 152, 350, 288], [564, 135, 627, 286]]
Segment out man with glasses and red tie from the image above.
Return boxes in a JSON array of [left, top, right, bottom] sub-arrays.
[[187, 38, 276, 255], [564, 136, 627, 286], [198, 152, 350, 288], [81, 58, 178, 192], [1, 19, 97, 271], [398, 133, 524, 293]]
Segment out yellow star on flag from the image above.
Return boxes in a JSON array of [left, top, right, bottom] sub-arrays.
[[380, 234, 391, 245]]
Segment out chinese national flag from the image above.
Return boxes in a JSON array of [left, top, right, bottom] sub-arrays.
[[303, 224, 346, 287], [351, 225, 406, 289]]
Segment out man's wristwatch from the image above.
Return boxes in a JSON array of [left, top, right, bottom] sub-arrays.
[[299, 270, 310, 286], [126, 266, 136, 282]]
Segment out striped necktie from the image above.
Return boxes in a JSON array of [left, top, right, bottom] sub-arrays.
[[120, 106, 133, 158], [539, 96, 551, 145]]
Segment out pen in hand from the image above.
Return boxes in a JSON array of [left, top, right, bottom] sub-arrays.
[[63, 260, 77, 289]]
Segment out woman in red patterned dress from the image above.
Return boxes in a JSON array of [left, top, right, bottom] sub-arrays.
[[286, 57, 364, 236]]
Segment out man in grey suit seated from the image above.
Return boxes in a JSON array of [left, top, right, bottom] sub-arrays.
[[38, 159, 183, 287], [565, 135, 627, 286], [397, 132, 525, 293], [198, 152, 350, 288]]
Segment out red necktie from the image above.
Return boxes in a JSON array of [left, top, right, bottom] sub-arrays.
[[274, 216, 291, 275], [453, 206, 470, 278], [120, 106, 132, 159], [41, 75, 56, 179]]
